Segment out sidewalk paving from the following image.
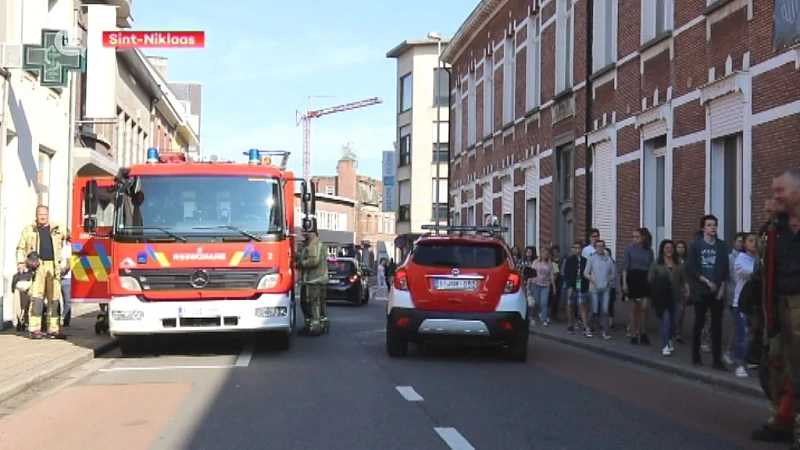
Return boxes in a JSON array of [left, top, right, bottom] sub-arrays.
[[532, 300, 764, 398], [0, 304, 117, 403]]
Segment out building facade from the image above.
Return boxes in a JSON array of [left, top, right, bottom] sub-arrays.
[[293, 192, 356, 256], [169, 81, 202, 160], [444, 0, 800, 258], [387, 38, 451, 249]]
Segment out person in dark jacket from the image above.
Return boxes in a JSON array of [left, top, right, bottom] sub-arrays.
[[562, 240, 590, 335], [685, 214, 730, 369]]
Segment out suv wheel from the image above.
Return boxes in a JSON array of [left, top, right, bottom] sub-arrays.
[[506, 325, 529, 362], [386, 320, 408, 357]]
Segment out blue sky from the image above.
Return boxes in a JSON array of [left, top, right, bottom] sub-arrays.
[[133, 0, 475, 179]]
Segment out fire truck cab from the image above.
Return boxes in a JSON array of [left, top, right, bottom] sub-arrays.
[[78, 148, 317, 354]]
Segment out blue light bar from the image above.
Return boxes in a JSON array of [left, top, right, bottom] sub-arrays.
[[248, 149, 260, 165], [146, 147, 158, 164]]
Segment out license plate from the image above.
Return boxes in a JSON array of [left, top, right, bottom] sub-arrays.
[[328, 279, 341, 285], [178, 307, 219, 318], [434, 279, 478, 291]]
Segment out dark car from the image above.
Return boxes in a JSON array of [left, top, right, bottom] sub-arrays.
[[326, 257, 370, 306]]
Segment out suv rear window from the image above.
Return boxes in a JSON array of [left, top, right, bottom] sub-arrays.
[[327, 260, 356, 276], [412, 242, 507, 268]]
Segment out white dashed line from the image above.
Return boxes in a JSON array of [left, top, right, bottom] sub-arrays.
[[434, 427, 475, 450], [235, 341, 254, 367], [395, 386, 424, 401]]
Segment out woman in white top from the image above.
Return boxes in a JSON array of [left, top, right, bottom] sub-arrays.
[[731, 232, 757, 377], [60, 238, 72, 327]]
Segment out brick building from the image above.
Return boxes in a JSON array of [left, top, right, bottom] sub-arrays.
[[443, 0, 800, 258]]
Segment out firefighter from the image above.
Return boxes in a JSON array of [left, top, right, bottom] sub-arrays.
[[16, 206, 69, 339], [297, 230, 329, 336]]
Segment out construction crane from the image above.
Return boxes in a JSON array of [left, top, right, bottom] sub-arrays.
[[296, 96, 383, 180]]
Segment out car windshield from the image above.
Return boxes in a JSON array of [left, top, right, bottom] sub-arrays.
[[114, 175, 284, 238], [327, 260, 356, 277], [412, 242, 506, 268]]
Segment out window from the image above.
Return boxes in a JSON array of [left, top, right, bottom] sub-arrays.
[[483, 56, 495, 135], [399, 126, 411, 166], [431, 203, 447, 222], [643, 135, 667, 246], [467, 206, 476, 225], [398, 179, 411, 207], [453, 211, 461, 226], [432, 120, 449, 163], [525, 16, 541, 110], [592, 0, 616, 71], [412, 242, 506, 268], [37, 150, 52, 206], [642, 0, 673, 43], [467, 72, 477, 145], [399, 73, 413, 112], [502, 213, 512, 245], [454, 82, 463, 155], [432, 143, 449, 163], [558, 145, 574, 202], [525, 198, 537, 247], [398, 205, 411, 221], [710, 133, 743, 245], [81, 186, 115, 227], [433, 68, 449, 106], [502, 37, 515, 125], [431, 177, 448, 204], [556, 0, 574, 93], [325, 186, 335, 195]]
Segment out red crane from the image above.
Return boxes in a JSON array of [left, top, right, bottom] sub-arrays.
[[296, 96, 383, 180]]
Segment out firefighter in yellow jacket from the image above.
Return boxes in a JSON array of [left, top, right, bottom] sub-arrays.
[[16, 206, 69, 339]]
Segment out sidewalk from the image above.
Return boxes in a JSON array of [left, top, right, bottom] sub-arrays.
[[0, 304, 117, 403], [534, 300, 763, 398]]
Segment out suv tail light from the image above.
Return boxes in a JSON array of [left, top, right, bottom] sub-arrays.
[[394, 269, 409, 291], [504, 272, 521, 293], [349, 275, 358, 283]]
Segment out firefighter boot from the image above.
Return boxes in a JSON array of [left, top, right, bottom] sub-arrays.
[[320, 317, 330, 334], [48, 316, 66, 339], [29, 297, 44, 339], [298, 318, 312, 336], [308, 319, 322, 336]]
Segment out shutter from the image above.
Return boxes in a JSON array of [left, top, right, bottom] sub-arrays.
[[525, 167, 537, 198], [483, 183, 492, 215], [592, 141, 616, 253], [709, 93, 744, 139], [399, 181, 411, 204], [502, 178, 513, 213], [641, 120, 667, 141]]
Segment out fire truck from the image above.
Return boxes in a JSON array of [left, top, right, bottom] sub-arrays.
[[74, 148, 317, 355]]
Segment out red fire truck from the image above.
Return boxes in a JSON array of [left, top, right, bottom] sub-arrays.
[[74, 148, 317, 354]]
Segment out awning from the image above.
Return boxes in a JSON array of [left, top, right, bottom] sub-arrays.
[[73, 147, 119, 176]]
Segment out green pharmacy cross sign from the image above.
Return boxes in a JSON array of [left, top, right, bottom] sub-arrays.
[[23, 29, 86, 88]]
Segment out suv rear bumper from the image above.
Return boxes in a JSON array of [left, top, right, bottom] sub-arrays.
[[387, 307, 526, 341]]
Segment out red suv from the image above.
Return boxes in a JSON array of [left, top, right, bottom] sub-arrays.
[[385, 227, 528, 361]]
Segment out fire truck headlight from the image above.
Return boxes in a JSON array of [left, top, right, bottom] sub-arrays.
[[119, 276, 142, 291], [257, 274, 281, 289]]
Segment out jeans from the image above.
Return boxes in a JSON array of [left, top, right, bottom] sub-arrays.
[[591, 289, 611, 332], [692, 294, 724, 363], [730, 306, 749, 364], [531, 284, 551, 322], [660, 302, 679, 349], [60, 278, 71, 325]]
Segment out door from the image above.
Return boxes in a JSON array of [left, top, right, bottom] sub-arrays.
[[71, 176, 116, 303]]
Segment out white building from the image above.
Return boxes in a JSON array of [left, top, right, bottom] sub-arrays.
[[386, 38, 450, 250]]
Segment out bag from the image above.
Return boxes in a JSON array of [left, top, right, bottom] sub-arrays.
[[526, 294, 535, 308]]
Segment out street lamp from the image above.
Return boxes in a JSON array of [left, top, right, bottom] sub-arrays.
[[428, 31, 444, 227]]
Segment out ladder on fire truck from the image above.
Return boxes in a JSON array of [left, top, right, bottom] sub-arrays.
[[296, 96, 383, 181]]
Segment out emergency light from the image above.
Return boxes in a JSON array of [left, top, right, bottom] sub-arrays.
[[146, 147, 159, 164], [248, 149, 260, 165]]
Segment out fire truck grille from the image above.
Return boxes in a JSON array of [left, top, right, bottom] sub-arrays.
[[123, 269, 267, 291]]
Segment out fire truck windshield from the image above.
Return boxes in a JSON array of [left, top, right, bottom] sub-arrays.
[[114, 175, 285, 241]]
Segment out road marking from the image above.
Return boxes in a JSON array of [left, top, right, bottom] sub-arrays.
[[434, 428, 474, 450], [99, 365, 233, 372], [235, 341, 254, 367], [395, 386, 424, 401]]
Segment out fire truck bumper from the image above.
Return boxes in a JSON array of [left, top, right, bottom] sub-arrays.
[[108, 293, 293, 335]]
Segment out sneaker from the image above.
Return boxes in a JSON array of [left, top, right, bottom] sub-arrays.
[[723, 352, 735, 365], [640, 334, 651, 345], [667, 340, 675, 352], [29, 331, 43, 340], [602, 333, 611, 341], [746, 363, 759, 370], [584, 329, 593, 338], [567, 326, 575, 334], [662, 346, 672, 356], [543, 320, 550, 327], [49, 331, 66, 340], [735, 366, 748, 377]]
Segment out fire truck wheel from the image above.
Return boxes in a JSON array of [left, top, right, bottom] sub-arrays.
[[117, 336, 146, 356], [290, 298, 297, 332]]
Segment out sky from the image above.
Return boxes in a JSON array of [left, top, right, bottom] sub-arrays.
[[132, 0, 475, 179]]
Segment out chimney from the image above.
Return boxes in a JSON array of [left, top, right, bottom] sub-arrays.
[[336, 159, 357, 200]]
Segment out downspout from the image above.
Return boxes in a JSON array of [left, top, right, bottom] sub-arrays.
[[584, 0, 594, 240], [66, 0, 79, 221]]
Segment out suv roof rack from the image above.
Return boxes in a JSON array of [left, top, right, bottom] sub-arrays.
[[419, 224, 509, 239]]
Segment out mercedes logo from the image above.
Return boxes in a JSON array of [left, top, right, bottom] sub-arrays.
[[189, 270, 210, 288], [451, 268, 460, 276]]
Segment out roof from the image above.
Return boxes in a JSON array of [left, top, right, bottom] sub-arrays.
[[440, 0, 504, 63], [386, 38, 451, 58]]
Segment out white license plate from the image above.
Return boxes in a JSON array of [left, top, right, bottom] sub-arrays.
[[178, 307, 219, 317], [434, 279, 478, 291], [328, 279, 341, 285]]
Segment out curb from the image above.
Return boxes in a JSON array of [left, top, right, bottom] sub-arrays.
[[531, 329, 763, 399], [0, 338, 118, 404]]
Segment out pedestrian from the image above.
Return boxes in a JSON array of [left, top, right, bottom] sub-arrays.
[[15, 205, 69, 339], [297, 229, 329, 336], [648, 239, 688, 357], [731, 232, 757, 377], [584, 239, 615, 340], [530, 247, 556, 327], [60, 236, 72, 327], [621, 227, 655, 345], [583, 228, 600, 259], [685, 214, 730, 369], [674, 240, 689, 343], [563, 240, 590, 335], [550, 245, 562, 321], [386, 258, 396, 287], [723, 233, 747, 365], [605, 247, 618, 331], [377, 258, 387, 296]]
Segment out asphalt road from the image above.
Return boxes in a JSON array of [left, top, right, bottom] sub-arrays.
[[0, 295, 783, 450]]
